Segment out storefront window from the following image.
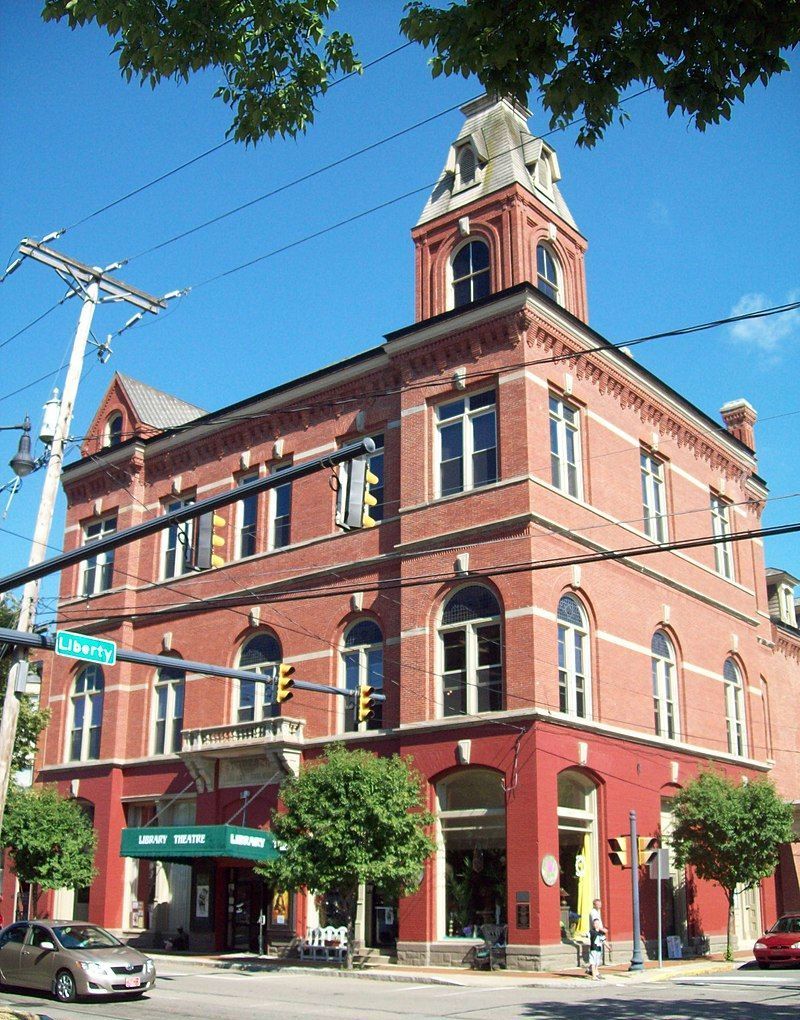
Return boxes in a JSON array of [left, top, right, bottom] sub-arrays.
[[557, 770, 598, 942], [437, 769, 506, 938]]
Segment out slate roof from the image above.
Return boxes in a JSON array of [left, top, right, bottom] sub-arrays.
[[117, 372, 206, 430], [416, 94, 578, 230]]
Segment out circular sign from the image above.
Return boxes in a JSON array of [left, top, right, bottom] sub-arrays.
[[541, 853, 559, 887]]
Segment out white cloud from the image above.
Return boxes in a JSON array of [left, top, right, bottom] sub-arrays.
[[728, 291, 800, 353]]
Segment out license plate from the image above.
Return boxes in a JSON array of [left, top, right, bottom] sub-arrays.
[[125, 976, 141, 988]]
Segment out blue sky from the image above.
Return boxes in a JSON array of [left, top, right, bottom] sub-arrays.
[[1, 3, 798, 624]]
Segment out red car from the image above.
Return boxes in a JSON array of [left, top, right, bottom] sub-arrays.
[[753, 914, 800, 969]]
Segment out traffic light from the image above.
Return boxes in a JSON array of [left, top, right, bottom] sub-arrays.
[[336, 456, 379, 530], [607, 836, 629, 868], [637, 836, 659, 866], [276, 663, 296, 704], [195, 512, 227, 569], [357, 684, 375, 723]]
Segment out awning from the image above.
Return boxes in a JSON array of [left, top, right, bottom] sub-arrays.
[[120, 824, 280, 864]]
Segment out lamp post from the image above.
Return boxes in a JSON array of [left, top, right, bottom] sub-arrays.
[[1, 418, 36, 479]]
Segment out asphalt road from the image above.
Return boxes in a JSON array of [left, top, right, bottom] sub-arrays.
[[2, 964, 800, 1020]]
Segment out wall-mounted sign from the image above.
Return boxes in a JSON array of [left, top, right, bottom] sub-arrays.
[[541, 853, 559, 887]]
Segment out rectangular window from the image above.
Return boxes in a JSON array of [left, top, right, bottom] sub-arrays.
[[81, 515, 117, 596], [271, 468, 292, 549], [641, 452, 668, 542], [436, 390, 497, 497], [711, 494, 734, 579], [163, 498, 195, 579], [549, 395, 581, 497], [237, 473, 259, 559]]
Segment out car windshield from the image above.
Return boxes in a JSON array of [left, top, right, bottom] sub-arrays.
[[767, 916, 800, 934], [52, 925, 122, 949]]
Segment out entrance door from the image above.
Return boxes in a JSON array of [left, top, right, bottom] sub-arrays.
[[226, 869, 268, 952], [733, 885, 761, 948], [367, 888, 398, 949]]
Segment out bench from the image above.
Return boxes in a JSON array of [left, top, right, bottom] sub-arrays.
[[298, 925, 348, 962]]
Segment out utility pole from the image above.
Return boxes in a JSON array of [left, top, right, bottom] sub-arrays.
[[0, 240, 165, 834]]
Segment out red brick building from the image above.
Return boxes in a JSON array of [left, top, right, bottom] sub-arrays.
[[14, 95, 800, 968]]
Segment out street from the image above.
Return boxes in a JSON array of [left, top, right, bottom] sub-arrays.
[[2, 964, 800, 1020]]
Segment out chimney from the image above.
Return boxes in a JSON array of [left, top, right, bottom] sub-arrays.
[[720, 399, 757, 451]]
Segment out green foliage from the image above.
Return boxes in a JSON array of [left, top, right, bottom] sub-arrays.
[[41, 0, 361, 145], [401, 1, 799, 147], [670, 770, 793, 959], [256, 745, 435, 957], [43, 2, 798, 146], [1, 784, 97, 891], [1, 596, 51, 775]]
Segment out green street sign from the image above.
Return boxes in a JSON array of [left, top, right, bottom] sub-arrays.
[[55, 629, 117, 667]]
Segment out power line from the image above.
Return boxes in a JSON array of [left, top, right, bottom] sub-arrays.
[[61, 41, 415, 236]]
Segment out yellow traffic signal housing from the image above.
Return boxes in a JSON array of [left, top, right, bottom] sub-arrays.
[[195, 512, 227, 569], [637, 836, 659, 866], [357, 684, 375, 723], [336, 456, 380, 530], [276, 663, 296, 704], [607, 836, 629, 868], [362, 467, 379, 528]]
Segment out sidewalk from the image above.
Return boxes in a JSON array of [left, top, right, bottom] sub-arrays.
[[147, 947, 754, 988]]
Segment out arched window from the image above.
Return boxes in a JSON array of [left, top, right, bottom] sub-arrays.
[[440, 586, 502, 717], [104, 413, 123, 448], [457, 145, 477, 188], [153, 662, 185, 755], [536, 244, 560, 303], [437, 768, 506, 938], [452, 240, 490, 308], [724, 658, 747, 756], [342, 619, 383, 731], [557, 770, 598, 938], [237, 632, 281, 723], [69, 665, 104, 761], [651, 631, 679, 740], [557, 595, 590, 718]]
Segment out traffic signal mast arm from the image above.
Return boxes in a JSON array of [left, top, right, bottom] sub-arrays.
[[0, 438, 375, 593], [0, 626, 385, 703]]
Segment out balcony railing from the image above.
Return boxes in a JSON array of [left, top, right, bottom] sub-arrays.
[[181, 716, 304, 754]]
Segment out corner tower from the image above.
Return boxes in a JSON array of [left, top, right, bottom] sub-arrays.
[[412, 94, 588, 323]]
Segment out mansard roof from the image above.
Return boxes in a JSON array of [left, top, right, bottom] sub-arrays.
[[416, 94, 578, 229]]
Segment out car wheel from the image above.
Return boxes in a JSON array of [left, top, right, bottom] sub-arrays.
[[54, 969, 78, 1002], [757, 961, 769, 970]]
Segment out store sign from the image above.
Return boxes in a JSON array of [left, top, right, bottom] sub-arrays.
[[120, 824, 279, 863]]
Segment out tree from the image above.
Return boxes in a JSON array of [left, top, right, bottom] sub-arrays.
[[1, 784, 97, 918], [669, 770, 793, 960], [255, 744, 435, 967], [401, 2, 800, 147], [42, 2, 799, 147], [0, 597, 50, 776]]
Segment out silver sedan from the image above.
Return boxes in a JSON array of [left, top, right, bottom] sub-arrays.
[[0, 920, 156, 1002]]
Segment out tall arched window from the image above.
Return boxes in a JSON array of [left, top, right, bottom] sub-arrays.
[[69, 665, 104, 761], [342, 619, 383, 731], [557, 770, 598, 939], [440, 586, 502, 717], [437, 768, 506, 938], [153, 662, 185, 755], [237, 632, 281, 723], [724, 658, 747, 756], [452, 240, 490, 308], [104, 413, 123, 448], [651, 631, 679, 740], [536, 244, 560, 303], [557, 595, 590, 718]]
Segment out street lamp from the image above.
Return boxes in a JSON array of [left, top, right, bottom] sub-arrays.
[[1, 417, 36, 478]]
